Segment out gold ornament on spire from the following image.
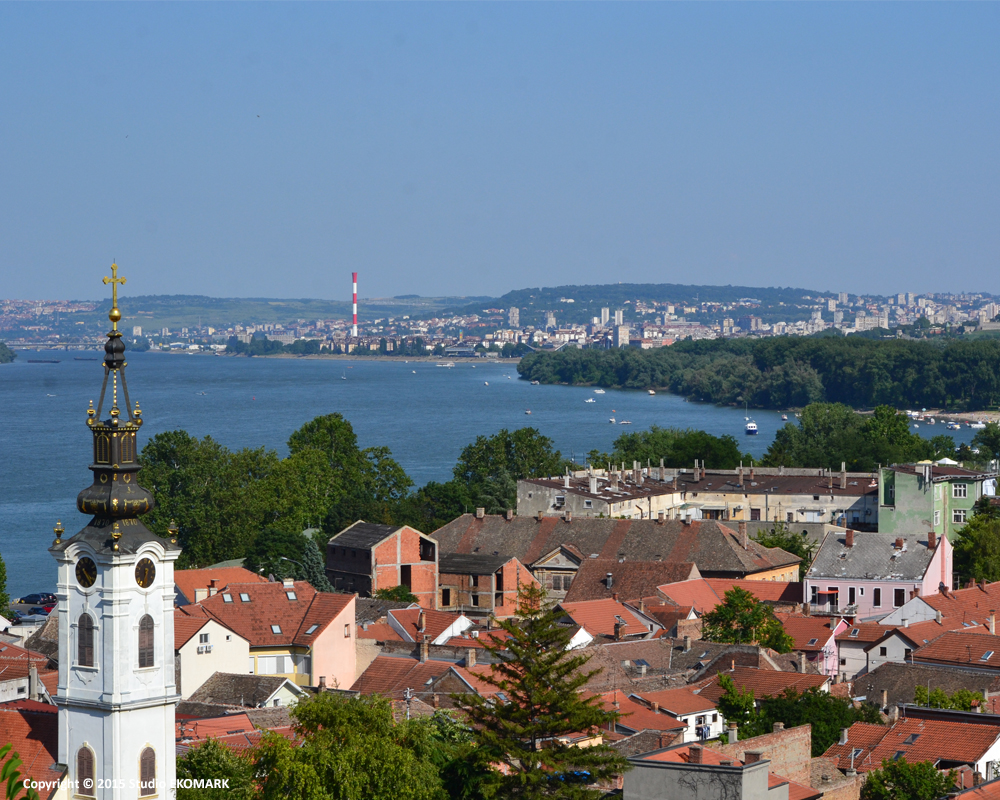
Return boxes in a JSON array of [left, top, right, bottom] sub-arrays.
[[103, 262, 126, 329]]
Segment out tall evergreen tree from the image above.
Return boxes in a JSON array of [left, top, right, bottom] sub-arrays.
[[458, 585, 629, 799], [0, 550, 9, 612]]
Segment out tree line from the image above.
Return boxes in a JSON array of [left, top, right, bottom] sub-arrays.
[[517, 336, 1000, 411], [0, 342, 15, 364], [225, 334, 531, 359]]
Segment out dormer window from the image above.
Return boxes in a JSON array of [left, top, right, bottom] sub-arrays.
[[305, 624, 319, 635], [807, 638, 819, 646], [240, 593, 251, 602], [286, 591, 297, 601], [222, 593, 233, 603], [271, 625, 282, 634], [983, 651, 995, 661]]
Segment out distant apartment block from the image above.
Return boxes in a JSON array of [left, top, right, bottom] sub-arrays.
[[879, 463, 997, 541]]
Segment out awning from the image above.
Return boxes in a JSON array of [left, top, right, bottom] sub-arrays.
[[816, 590, 839, 595]]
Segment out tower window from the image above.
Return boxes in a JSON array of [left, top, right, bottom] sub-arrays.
[[138, 615, 154, 668], [95, 434, 110, 464], [77, 747, 95, 796], [139, 748, 156, 796], [121, 433, 135, 463], [78, 614, 95, 667]]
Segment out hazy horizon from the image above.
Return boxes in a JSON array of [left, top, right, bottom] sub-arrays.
[[2, 3, 998, 302]]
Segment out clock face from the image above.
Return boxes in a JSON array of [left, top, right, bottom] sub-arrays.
[[135, 558, 156, 589], [76, 557, 97, 588]]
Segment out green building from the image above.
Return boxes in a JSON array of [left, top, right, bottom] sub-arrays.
[[878, 463, 997, 541]]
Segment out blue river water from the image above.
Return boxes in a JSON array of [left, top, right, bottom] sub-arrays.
[[0, 351, 977, 600]]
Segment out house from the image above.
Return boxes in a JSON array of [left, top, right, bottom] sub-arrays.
[[834, 622, 893, 680], [824, 716, 1000, 776], [436, 553, 539, 618], [386, 608, 474, 646], [852, 662, 1000, 715], [880, 579, 1000, 628], [864, 619, 988, 674], [326, 521, 438, 608], [0, 642, 57, 703], [199, 579, 356, 689], [517, 470, 682, 519], [773, 614, 848, 677], [911, 631, 1000, 673], [624, 743, 817, 800], [591, 690, 688, 741], [556, 598, 663, 641], [563, 559, 700, 603], [0, 701, 62, 800], [173, 566, 268, 605], [656, 578, 803, 615], [631, 687, 723, 742], [879, 462, 997, 541], [187, 672, 308, 708], [695, 667, 830, 706], [174, 606, 250, 699], [431, 516, 801, 590], [804, 529, 952, 620]]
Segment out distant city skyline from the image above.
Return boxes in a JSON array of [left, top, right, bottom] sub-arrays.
[[1, 3, 998, 301]]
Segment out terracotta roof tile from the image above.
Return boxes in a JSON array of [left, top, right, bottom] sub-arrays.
[[952, 778, 1000, 799], [0, 702, 61, 800], [174, 608, 210, 649], [176, 713, 255, 742], [774, 613, 845, 652], [564, 559, 700, 603], [632, 686, 717, 717], [836, 622, 895, 643], [704, 579, 803, 605], [357, 622, 401, 641], [589, 690, 687, 734], [656, 579, 723, 614], [557, 598, 656, 638], [389, 608, 467, 644], [0, 642, 54, 680], [824, 718, 1000, 773], [199, 582, 353, 647], [637, 744, 733, 764], [177, 726, 297, 756], [350, 656, 453, 697], [912, 631, 1000, 670], [696, 666, 829, 704], [174, 567, 267, 604], [925, 582, 1000, 623]]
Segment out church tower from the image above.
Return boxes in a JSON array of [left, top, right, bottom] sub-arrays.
[[51, 264, 181, 800]]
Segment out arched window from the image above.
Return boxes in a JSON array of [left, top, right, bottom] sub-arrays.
[[138, 615, 154, 668], [78, 615, 94, 667], [77, 747, 95, 796], [139, 748, 155, 796]]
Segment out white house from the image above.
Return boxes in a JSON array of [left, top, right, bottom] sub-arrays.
[[174, 608, 250, 699]]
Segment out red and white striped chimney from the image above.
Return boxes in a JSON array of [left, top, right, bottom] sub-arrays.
[[351, 272, 358, 337]]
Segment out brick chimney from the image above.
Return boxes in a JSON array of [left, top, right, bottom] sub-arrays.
[[683, 635, 692, 652], [420, 635, 429, 663], [475, 507, 485, 519], [798, 652, 807, 672], [894, 538, 904, 550], [845, 530, 855, 548], [744, 750, 764, 764], [749, 467, 755, 480], [651, 701, 660, 713], [209, 579, 219, 596], [657, 511, 665, 524], [693, 459, 700, 482], [612, 592, 619, 603], [466, 647, 477, 668], [565, 510, 573, 523], [803, 602, 811, 617], [828, 472, 833, 490], [689, 745, 704, 764], [928, 530, 937, 549], [738, 521, 748, 550], [614, 621, 625, 641], [737, 465, 744, 487], [773, 722, 785, 732], [318, 676, 327, 690]]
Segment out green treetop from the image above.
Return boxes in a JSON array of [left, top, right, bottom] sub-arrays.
[[701, 587, 794, 653]]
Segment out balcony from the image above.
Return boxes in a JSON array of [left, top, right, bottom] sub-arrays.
[[808, 602, 858, 617]]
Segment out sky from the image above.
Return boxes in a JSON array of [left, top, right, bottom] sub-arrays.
[[1, 3, 998, 302]]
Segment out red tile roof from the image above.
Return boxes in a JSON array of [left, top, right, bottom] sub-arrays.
[[563, 559, 700, 603], [590, 690, 687, 734], [912, 631, 1000, 669], [774, 613, 845, 652], [350, 656, 453, 697], [389, 608, 467, 644], [0, 702, 61, 800], [176, 713, 255, 741], [557, 598, 655, 638], [705, 579, 803, 605], [638, 744, 734, 765], [632, 686, 717, 717], [696, 666, 829, 703], [174, 567, 267, 604], [824, 718, 1000, 773], [836, 622, 895, 644], [357, 622, 401, 641], [656, 579, 724, 614], [174, 607, 210, 649], [895, 620, 988, 648], [199, 582, 354, 647], [952, 779, 1000, 799], [924, 582, 1000, 624], [178, 726, 297, 755], [0, 642, 54, 680]]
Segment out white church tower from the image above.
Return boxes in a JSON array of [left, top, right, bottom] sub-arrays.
[[51, 264, 182, 800]]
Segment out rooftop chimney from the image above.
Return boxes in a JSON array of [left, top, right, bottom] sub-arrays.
[[798, 652, 807, 672], [749, 467, 755, 480], [689, 745, 704, 764], [881, 689, 888, 709], [466, 647, 477, 668], [683, 635, 692, 652], [935, 609, 943, 624], [612, 592, 619, 603], [803, 602, 811, 617], [565, 510, 572, 523], [738, 465, 744, 487], [564, 473, 570, 488], [660, 458, 665, 481], [744, 750, 764, 764], [318, 676, 327, 690], [773, 722, 785, 733], [282, 577, 294, 589], [657, 511, 665, 524], [828, 472, 834, 490], [506, 509, 513, 521], [651, 701, 659, 712], [418, 611, 426, 633], [614, 621, 625, 641], [727, 723, 738, 743], [605, 573, 614, 589], [928, 530, 937, 549], [738, 521, 748, 549], [840, 462, 847, 489], [28, 664, 38, 701], [589, 476, 599, 494], [419, 635, 429, 663], [476, 507, 485, 519], [894, 538, 904, 550], [990, 612, 996, 636], [845, 530, 855, 548], [839, 728, 849, 746]]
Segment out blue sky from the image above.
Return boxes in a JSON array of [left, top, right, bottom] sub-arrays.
[[1, 3, 998, 301]]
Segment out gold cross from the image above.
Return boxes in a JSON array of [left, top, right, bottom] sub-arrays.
[[103, 262, 126, 329]]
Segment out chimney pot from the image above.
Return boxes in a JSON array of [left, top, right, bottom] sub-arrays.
[[928, 530, 937, 549], [895, 538, 904, 550], [476, 507, 485, 519], [845, 530, 855, 548], [689, 745, 704, 764], [506, 509, 513, 521], [466, 647, 477, 668], [318, 676, 327, 690], [773, 722, 784, 732], [744, 750, 764, 764], [605, 572, 613, 589]]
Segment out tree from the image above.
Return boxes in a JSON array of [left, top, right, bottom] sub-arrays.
[[860, 759, 955, 800], [458, 585, 630, 798], [701, 588, 794, 653], [176, 738, 255, 800], [913, 685, 983, 711], [373, 585, 418, 603], [590, 426, 748, 471], [715, 674, 756, 733], [0, 342, 15, 365], [973, 422, 1000, 460], [396, 480, 473, 533], [0, 744, 40, 800], [953, 499, 1000, 583], [0, 551, 8, 613], [752, 522, 816, 579], [254, 693, 446, 800], [423, 711, 499, 800]]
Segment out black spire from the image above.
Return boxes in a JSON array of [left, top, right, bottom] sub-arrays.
[[52, 263, 179, 555]]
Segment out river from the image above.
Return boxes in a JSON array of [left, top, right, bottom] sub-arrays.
[[0, 350, 976, 599]]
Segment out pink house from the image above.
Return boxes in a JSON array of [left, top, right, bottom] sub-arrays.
[[804, 530, 952, 622]]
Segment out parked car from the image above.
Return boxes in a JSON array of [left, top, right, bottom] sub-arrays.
[[28, 606, 50, 617], [38, 593, 56, 605], [16, 594, 46, 606]]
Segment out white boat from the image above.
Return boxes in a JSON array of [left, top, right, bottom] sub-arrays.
[[585, 398, 596, 403], [412, 370, 416, 374], [341, 371, 346, 380], [609, 418, 616, 424], [947, 421, 961, 430], [971, 421, 987, 429], [525, 410, 531, 415], [781, 414, 788, 421], [436, 362, 455, 368], [620, 420, 632, 425], [594, 389, 606, 394], [531, 380, 540, 385], [745, 421, 758, 435], [925, 418, 936, 425], [913, 423, 920, 428], [648, 390, 655, 396], [484, 381, 489, 386]]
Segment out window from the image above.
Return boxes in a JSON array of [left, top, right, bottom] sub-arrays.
[[904, 734, 921, 745], [751, 508, 761, 521], [983, 651, 995, 661], [442, 588, 452, 606], [199, 633, 209, 644], [344, 624, 350, 638], [139, 748, 155, 796], [222, 593, 233, 603], [860, 587, 865, 596], [249, 657, 255, 673], [226, 635, 232, 642], [850, 629, 860, 638], [471, 575, 480, 588], [879, 647, 887, 657], [286, 591, 297, 601], [400, 565, 412, 589], [813, 495, 820, 501], [954, 509, 968, 524], [807, 638, 819, 646], [77, 748, 95, 796], [810, 587, 819, 604], [584, 500, 593, 509], [787, 512, 794, 523], [239, 593, 251, 602], [954, 483, 968, 499], [78, 614, 95, 667], [904, 648, 912, 661], [712, 714, 718, 722], [471, 594, 480, 607], [271, 625, 282, 634], [138, 615, 154, 668], [934, 511, 941, 527], [849, 587, 856, 605], [893, 589, 905, 608], [873, 588, 882, 608]]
